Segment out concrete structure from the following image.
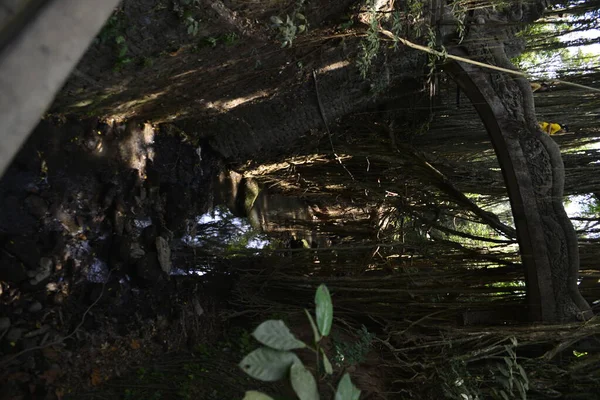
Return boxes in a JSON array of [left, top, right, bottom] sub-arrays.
[[0, 0, 121, 175]]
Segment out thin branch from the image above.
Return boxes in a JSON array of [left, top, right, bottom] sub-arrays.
[[379, 29, 600, 93], [312, 69, 355, 181], [0, 270, 113, 367]]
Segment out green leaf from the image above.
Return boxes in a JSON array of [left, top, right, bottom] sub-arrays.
[[296, 13, 306, 21], [115, 35, 125, 44], [252, 320, 306, 351], [497, 364, 510, 377], [290, 363, 320, 400], [270, 15, 284, 26], [298, 25, 306, 33], [320, 348, 333, 375], [315, 284, 333, 336], [497, 376, 510, 390], [335, 373, 360, 400], [515, 379, 526, 400], [304, 309, 321, 344], [239, 347, 300, 382], [517, 365, 529, 388], [243, 391, 275, 400]]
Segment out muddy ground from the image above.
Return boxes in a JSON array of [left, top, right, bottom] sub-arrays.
[[0, 115, 239, 398]]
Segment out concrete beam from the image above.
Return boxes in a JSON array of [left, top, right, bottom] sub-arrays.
[[0, 0, 122, 176]]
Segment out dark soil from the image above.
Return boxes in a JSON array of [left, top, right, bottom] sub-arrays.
[[0, 116, 228, 398]]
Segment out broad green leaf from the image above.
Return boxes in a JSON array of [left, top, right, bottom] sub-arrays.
[[290, 363, 320, 400], [270, 16, 283, 26], [320, 348, 333, 375], [239, 347, 300, 382], [296, 13, 306, 21], [497, 376, 510, 390], [497, 364, 510, 377], [253, 320, 306, 351], [517, 365, 529, 388], [304, 309, 321, 344], [335, 373, 361, 400], [243, 391, 275, 400], [315, 284, 333, 336], [515, 379, 526, 400]]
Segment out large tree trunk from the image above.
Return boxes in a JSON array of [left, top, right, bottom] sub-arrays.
[[441, 1, 592, 322]]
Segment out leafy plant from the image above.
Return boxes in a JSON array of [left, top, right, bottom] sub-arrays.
[[270, 13, 308, 48], [439, 359, 481, 400], [425, 27, 446, 84], [173, 0, 201, 36], [439, 337, 529, 400], [95, 13, 132, 71], [333, 325, 375, 367], [114, 35, 133, 71], [490, 338, 529, 400], [239, 284, 361, 400], [185, 16, 200, 36], [223, 32, 239, 46], [356, 3, 380, 79]]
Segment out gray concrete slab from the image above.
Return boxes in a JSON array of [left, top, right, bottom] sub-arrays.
[[0, 0, 122, 176]]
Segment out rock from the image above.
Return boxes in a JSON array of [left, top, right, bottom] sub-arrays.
[[113, 209, 125, 235], [192, 298, 204, 316], [129, 243, 145, 259], [29, 258, 53, 285], [28, 301, 42, 313], [46, 282, 58, 292], [55, 208, 80, 234], [136, 252, 162, 281], [124, 219, 134, 234], [6, 327, 25, 343], [0, 317, 10, 331], [24, 195, 48, 219], [87, 258, 109, 283], [155, 237, 172, 274]]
